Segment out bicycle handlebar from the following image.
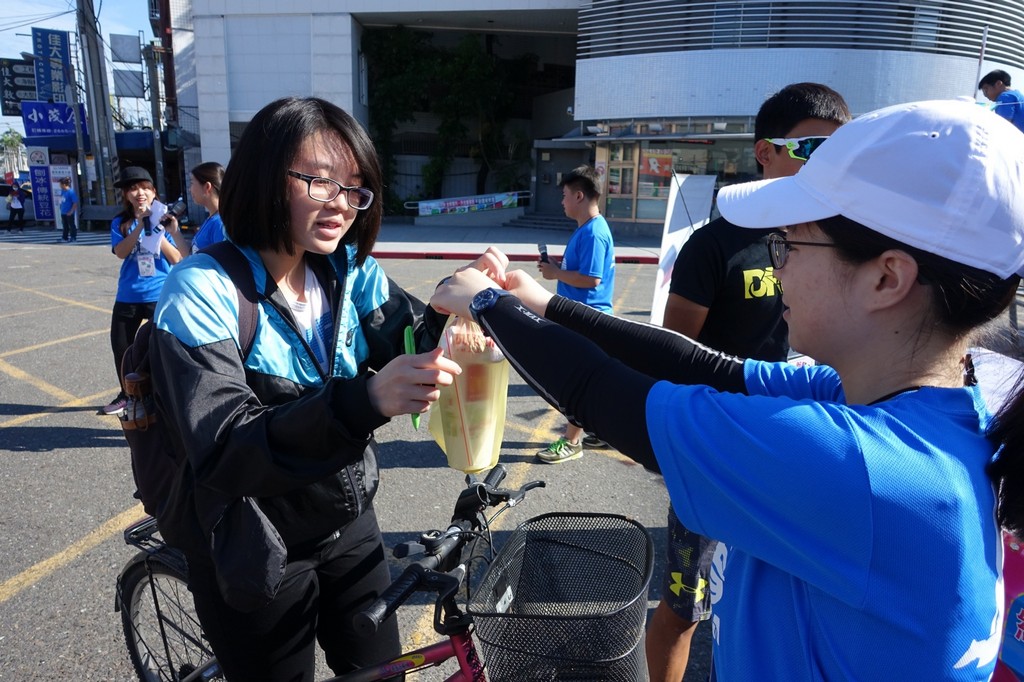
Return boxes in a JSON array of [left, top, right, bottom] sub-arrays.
[[352, 464, 544, 637]]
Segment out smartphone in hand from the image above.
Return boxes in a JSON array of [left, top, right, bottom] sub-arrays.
[[538, 244, 549, 263]]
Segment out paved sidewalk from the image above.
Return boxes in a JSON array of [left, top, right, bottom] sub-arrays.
[[373, 220, 662, 264], [0, 220, 665, 264], [0, 225, 111, 247]]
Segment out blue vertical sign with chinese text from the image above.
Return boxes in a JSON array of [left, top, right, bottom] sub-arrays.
[[29, 166, 55, 222], [31, 27, 73, 103]]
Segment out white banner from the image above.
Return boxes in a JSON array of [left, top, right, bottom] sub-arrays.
[[649, 174, 717, 325], [49, 164, 73, 229]]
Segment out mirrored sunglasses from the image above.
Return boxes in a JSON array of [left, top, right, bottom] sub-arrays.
[[763, 136, 829, 161]]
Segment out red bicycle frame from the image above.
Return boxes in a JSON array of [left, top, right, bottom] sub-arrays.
[[324, 629, 486, 681]]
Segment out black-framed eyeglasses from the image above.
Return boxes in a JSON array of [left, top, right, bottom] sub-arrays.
[[287, 170, 374, 210], [762, 136, 829, 161], [766, 232, 839, 269]]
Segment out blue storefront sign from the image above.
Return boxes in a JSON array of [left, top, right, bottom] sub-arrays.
[[29, 165, 55, 222], [21, 101, 87, 136], [30, 27, 73, 103]]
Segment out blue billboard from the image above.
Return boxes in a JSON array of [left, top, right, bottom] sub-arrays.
[[31, 28, 73, 103], [21, 101, 87, 136]]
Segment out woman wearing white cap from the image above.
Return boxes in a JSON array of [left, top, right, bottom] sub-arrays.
[[431, 100, 1024, 680]]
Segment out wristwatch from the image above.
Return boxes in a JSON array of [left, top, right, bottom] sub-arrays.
[[469, 288, 513, 326]]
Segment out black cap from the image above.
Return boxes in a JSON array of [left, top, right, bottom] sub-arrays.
[[114, 166, 154, 189]]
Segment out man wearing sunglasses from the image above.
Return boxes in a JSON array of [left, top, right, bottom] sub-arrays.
[[651, 82, 851, 682]]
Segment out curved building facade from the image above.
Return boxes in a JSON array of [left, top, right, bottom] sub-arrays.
[[570, 0, 1024, 224], [576, 0, 1024, 120]]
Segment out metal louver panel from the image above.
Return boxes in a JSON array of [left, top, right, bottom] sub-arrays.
[[579, 0, 1024, 68]]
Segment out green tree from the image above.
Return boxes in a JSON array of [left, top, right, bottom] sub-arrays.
[[361, 27, 435, 212], [363, 29, 538, 207], [1, 127, 25, 177], [469, 50, 538, 195]]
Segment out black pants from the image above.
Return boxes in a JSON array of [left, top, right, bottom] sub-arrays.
[[186, 507, 403, 681], [61, 213, 77, 241], [110, 301, 157, 390], [7, 207, 24, 230]]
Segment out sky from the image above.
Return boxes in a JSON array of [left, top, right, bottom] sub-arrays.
[[0, 0, 154, 136]]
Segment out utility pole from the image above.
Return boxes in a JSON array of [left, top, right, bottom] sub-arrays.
[[143, 43, 166, 198], [77, 0, 119, 204], [65, 62, 88, 206]]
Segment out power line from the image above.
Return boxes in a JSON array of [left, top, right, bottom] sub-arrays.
[[0, 10, 75, 34]]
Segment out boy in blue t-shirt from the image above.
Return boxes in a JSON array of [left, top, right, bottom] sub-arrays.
[[59, 177, 79, 242], [535, 165, 615, 463], [980, 69, 1024, 134]]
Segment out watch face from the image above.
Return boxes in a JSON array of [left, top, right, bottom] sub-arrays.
[[471, 288, 504, 320], [472, 288, 495, 310]]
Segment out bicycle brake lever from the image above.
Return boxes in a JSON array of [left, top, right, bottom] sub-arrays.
[[492, 480, 547, 507]]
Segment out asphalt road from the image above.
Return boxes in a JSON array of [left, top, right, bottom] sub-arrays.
[[0, 231, 711, 681]]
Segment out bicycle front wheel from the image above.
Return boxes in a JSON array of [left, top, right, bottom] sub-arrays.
[[118, 552, 220, 681]]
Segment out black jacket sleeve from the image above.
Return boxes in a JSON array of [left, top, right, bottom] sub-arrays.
[[151, 329, 389, 499], [475, 296, 748, 473]]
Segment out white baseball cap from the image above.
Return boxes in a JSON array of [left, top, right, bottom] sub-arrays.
[[717, 99, 1024, 278]]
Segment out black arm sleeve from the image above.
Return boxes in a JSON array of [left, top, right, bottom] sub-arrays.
[[475, 296, 752, 473], [477, 297, 662, 470], [545, 296, 748, 391]]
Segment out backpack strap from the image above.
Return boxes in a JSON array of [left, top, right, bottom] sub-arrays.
[[201, 241, 259, 359]]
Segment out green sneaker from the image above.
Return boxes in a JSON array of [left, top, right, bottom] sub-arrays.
[[536, 437, 583, 464]]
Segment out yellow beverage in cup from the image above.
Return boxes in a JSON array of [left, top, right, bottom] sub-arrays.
[[433, 324, 509, 473]]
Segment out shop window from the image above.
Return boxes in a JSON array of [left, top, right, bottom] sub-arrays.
[[607, 166, 634, 196], [609, 144, 634, 162], [606, 164, 635, 219], [638, 147, 674, 199]]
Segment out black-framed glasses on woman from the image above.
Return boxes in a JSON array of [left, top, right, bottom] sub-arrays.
[[287, 170, 375, 210], [766, 232, 839, 269]]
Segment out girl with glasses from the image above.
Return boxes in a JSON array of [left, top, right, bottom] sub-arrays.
[[432, 99, 1024, 681], [149, 96, 456, 680]]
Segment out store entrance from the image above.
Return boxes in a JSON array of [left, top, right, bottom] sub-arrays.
[[533, 147, 593, 216]]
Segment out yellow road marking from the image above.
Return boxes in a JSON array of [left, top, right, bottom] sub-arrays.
[[0, 280, 109, 313], [0, 329, 108, 358], [0, 357, 76, 402], [0, 504, 146, 605], [0, 389, 116, 428], [0, 303, 67, 320]]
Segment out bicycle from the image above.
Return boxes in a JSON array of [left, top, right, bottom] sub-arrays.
[[115, 464, 653, 681]]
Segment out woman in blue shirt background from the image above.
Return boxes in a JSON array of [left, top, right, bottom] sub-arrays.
[[188, 161, 226, 254], [101, 166, 185, 415]]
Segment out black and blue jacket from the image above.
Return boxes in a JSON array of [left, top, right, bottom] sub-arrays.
[[150, 242, 443, 555]]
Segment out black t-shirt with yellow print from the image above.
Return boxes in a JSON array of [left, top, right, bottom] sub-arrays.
[[668, 216, 789, 361]]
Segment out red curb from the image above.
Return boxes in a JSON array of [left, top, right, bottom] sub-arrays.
[[371, 250, 659, 265]]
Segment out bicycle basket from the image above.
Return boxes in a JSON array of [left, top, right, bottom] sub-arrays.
[[467, 512, 653, 682]]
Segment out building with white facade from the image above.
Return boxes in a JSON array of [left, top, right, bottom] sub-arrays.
[[153, 0, 1024, 229]]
